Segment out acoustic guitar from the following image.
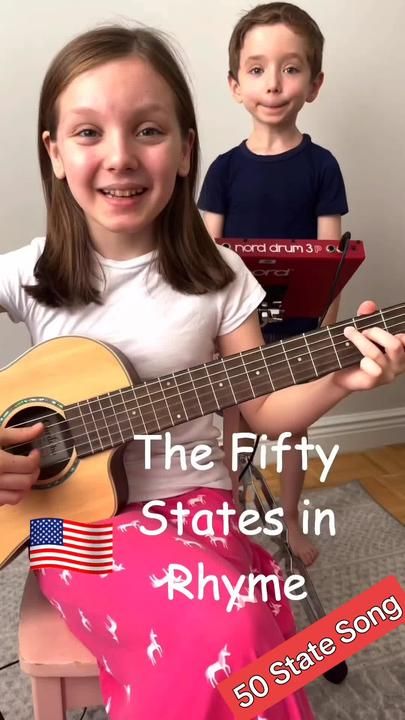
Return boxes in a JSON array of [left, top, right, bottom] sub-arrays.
[[0, 302, 404, 569]]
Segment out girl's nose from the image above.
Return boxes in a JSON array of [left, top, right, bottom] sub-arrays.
[[104, 133, 138, 172]]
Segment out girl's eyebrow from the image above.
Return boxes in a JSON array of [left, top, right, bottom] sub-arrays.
[[66, 102, 168, 117]]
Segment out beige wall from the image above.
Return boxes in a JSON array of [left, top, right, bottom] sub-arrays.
[[0, 0, 404, 417]]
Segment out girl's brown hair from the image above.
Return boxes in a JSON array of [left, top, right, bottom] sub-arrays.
[[26, 25, 234, 307]]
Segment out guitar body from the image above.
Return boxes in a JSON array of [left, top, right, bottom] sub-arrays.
[[0, 336, 134, 569]]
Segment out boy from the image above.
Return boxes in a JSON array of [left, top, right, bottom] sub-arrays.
[[198, 2, 348, 566]]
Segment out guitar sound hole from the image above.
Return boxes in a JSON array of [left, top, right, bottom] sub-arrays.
[[6, 406, 74, 482]]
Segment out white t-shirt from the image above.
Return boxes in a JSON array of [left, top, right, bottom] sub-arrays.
[[0, 237, 265, 502]]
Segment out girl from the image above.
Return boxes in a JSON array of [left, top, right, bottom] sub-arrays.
[[0, 24, 404, 720]]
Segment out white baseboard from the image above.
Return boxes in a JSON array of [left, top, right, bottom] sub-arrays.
[[216, 407, 405, 460], [307, 406, 405, 454]]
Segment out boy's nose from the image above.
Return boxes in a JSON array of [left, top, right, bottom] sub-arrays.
[[266, 81, 281, 94], [266, 69, 282, 94]]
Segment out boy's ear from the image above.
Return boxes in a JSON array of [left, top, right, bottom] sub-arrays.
[[42, 130, 66, 179], [228, 72, 244, 104], [306, 71, 324, 104]]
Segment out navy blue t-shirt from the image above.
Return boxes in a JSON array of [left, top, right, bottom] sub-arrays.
[[198, 134, 348, 339]]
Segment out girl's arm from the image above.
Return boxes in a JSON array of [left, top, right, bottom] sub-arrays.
[[216, 303, 405, 437]]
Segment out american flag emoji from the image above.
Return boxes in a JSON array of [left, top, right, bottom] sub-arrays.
[[29, 518, 114, 573]]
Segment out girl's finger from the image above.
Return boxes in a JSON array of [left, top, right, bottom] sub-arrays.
[[343, 326, 386, 364]]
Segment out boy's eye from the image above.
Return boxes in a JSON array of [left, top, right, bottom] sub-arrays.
[[284, 66, 300, 74], [248, 66, 263, 76]]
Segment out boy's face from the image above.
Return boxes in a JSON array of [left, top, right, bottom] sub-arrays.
[[229, 23, 323, 129]]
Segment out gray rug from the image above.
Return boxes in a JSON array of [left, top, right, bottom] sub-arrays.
[[0, 481, 404, 719]]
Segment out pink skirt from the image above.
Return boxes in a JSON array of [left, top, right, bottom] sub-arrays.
[[38, 488, 314, 720]]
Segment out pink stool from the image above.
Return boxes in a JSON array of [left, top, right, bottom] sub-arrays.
[[19, 571, 102, 719]]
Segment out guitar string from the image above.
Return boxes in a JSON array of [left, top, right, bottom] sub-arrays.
[[6, 308, 405, 434], [3, 312, 405, 458], [4, 313, 405, 458]]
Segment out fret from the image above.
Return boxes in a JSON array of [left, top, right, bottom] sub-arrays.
[[132, 384, 160, 433], [119, 389, 136, 436], [222, 355, 254, 404], [77, 400, 101, 454], [125, 388, 148, 434], [188, 366, 221, 415], [240, 349, 271, 397], [329, 325, 362, 368], [169, 370, 201, 421], [241, 354, 255, 395], [187, 369, 204, 414], [199, 360, 236, 410], [172, 374, 189, 421], [99, 394, 126, 446], [353, 313, 378, 333], [305, 328, 337, 377], [327, 326, 342, 368], [260, 347, 275, 392], [203, 363, 220, 410], [280, 340, 296, 384], [145, 379, 173, 428], [277, 337, 315, 384], [142, 382, 162, 431], [87, 397, 109, 449], [303, 334, 318, 377], [383, 304, 405, 334], [221, 358, 237, 404], [380, 310, 388, 332], [155, 373, 189, 427], [64, 404, 92, 457]]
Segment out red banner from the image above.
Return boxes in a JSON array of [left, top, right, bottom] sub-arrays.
[[219, 576, 405, 719]]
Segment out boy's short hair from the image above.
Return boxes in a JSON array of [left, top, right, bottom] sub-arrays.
[[228, 2, 324, 81]]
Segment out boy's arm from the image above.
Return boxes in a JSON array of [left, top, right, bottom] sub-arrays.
[[201, 211, 224, 240], [318, 215, 342, 325]]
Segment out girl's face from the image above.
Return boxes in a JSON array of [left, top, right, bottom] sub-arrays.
[[44, 56, 193, 258]]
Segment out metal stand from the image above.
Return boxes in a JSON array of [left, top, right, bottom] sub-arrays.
[[239, 456, 348, 685]]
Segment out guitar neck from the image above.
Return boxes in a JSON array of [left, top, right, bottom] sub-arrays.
[[64, 303, 405, 456]]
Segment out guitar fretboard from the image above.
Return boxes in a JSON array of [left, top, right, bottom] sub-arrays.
[[63, 303, 405, 457]]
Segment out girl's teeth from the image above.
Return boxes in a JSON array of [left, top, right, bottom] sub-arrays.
[[103, 189, 143, 197]]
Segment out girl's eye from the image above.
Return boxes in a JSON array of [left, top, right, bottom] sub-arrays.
[[138, 127, 162, 137], [77, 128, 98, 138]]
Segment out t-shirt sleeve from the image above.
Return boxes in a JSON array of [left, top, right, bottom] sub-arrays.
[[216, 247, 266, 336], [197, 155, 228, 215], [316, 153, 349, 217], [0, 239, 42, 323]]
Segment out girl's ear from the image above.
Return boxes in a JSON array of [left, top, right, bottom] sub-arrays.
[[178, 129, 195, 177], [42, 130, 66, 179]]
